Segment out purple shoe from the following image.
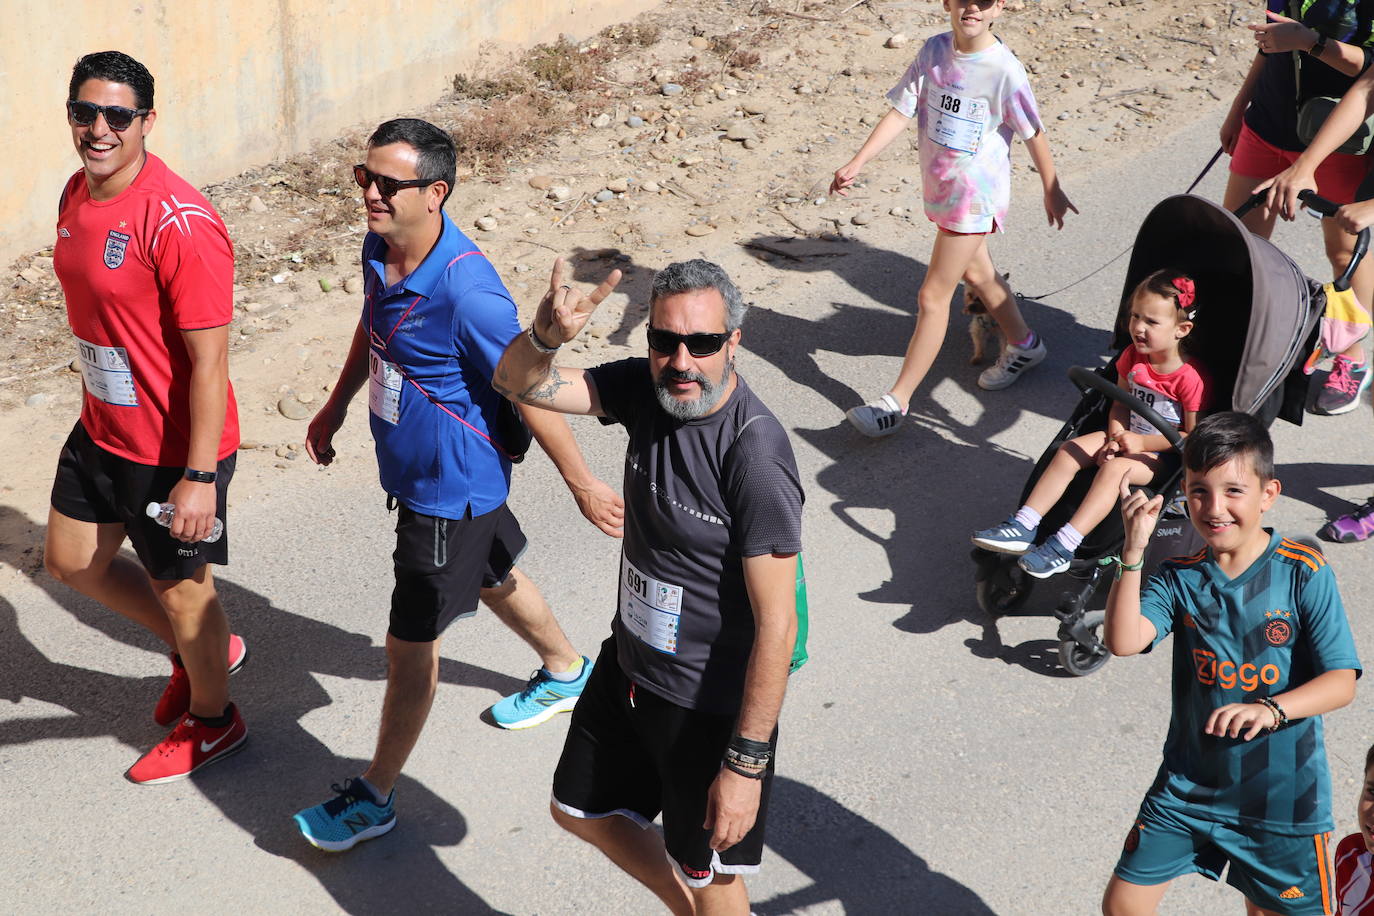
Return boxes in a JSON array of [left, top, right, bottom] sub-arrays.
[[1317, 497, 1374, 543]]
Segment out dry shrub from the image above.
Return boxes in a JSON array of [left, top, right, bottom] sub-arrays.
[[527, 37, 610, 92], [451, 70, 533, 100], [601, 22, 661, 47], [448, 94, 571, 174], [710, 36, 762, 70]]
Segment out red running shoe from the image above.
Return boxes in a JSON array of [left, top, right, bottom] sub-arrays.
[[154, 634, 248, 727], [127, 706, 247, 785]]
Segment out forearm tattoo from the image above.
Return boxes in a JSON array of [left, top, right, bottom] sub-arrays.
[[520, 364, 569, 402]]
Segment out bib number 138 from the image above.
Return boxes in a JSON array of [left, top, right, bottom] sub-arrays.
[[938, 94, 962, 113]]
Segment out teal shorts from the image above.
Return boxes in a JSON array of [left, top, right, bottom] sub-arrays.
[[1114, 796, 1334, 915]]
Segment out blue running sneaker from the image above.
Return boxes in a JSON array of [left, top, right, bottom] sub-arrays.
[[971, 517, 1036, 554], [1018, 539, 1075, 579], [294, 778, 396, 852], [491, 657, 593, 730]]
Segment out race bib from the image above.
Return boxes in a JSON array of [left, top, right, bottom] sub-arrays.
[[618, 556, 683, 655], [1127, 380, 1182, 436], [75, 336, 138, 406], [926, 91, 988, 154], [368, 351, 402, 425]]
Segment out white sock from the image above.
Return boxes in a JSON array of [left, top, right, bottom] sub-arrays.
[[545, 656, 585, 683], [1013, 506, 1041, 529], [1053, 523, 1085, 552], [356, 775, 390, 805]]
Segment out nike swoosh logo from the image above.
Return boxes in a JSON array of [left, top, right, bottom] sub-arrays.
[[200, 731, 235, 753]]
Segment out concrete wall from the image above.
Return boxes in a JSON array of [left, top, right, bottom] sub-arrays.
[[0, 0, 655, 267]]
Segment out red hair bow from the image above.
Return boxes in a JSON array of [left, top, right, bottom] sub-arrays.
[[1173, 277, 1196, 313]]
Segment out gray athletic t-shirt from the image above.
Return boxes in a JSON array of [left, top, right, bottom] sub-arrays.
[[588, 358, 804, 715]]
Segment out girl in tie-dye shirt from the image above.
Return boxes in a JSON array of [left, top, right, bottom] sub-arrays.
[[832, 0, 1075, 439]]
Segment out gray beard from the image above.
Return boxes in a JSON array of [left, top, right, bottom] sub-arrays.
[[654, 359, 734, 420]]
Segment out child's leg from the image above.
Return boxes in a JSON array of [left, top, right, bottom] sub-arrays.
[[1064, 455, 1163, 538], [888, 230, 988, 406], [1022, 432, 1110, 517], [963, 241, 1030, 344], [1101, 875, 1169, 916]]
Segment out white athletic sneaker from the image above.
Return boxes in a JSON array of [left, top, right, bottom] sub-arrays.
[[978, 335, 1047, 390], [845, 393, 905, 437]]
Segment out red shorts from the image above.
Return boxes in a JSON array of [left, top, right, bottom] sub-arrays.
[[1231, 121, 1371, 204]]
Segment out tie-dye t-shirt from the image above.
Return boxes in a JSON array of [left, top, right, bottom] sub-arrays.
[[886, 33, 1043, 234]]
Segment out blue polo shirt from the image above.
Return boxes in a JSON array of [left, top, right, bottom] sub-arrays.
[[361, 213, 519, 519]]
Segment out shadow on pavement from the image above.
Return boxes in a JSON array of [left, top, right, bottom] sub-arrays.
[[0, 505, 517, 915], [757, 775, 994, 914]]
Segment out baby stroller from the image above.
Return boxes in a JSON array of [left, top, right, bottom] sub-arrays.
[[971, 192, 1369, 676]]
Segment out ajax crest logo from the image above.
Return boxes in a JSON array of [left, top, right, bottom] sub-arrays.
[[1264, 609, 1293, 647], [104, 230, 130, 269]]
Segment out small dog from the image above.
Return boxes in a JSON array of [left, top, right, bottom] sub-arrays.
[[964, 272, 1010, 365]]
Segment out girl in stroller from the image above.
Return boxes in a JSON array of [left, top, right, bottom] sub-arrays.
[[972, 270, 1209, 578]]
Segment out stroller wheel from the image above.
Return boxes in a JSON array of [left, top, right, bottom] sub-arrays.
[[974, 566, 1032, 616], [1058, 611, 1109, 677]]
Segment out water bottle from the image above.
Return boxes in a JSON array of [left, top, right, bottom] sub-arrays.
[[145, 502, 224, 543]]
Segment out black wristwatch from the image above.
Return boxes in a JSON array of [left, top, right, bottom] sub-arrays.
[[184, 467, 217, 483], [1310, 32, 1329, 58]]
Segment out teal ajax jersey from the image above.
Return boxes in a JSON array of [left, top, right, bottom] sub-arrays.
[[1140, 530, 1361, 834]]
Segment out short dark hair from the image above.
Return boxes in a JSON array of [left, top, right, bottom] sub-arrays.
[[367, 118, 457, 205], [1365, 741, 1374, 773], [1182, 412, 1275, 482], [69, 51, 154, 110]]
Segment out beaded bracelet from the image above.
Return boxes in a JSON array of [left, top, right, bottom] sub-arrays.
[[723, 759, 766, 780], [1257, 696, 1289, 732]]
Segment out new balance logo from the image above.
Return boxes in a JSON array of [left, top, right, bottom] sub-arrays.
[[535, 691, 569, 708], [1278, 886, 1304, 899], [343, 814, 372, 835]]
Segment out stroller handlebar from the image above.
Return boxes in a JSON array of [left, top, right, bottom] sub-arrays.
[[1235, 190, 1370, 292], [1067, 366, 1186, 450]]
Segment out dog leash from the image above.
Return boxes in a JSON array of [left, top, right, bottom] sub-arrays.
[[1020, 148, 1223, 301]]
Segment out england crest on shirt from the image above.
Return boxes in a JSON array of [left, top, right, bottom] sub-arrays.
[[104, 230, 130, 269]]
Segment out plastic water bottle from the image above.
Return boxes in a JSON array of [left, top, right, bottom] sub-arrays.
[[145, 502, 224, 543]]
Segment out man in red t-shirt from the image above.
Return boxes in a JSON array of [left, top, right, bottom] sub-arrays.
[[45, 51, 247, 784]]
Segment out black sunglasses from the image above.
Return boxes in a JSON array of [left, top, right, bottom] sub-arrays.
[[67, 100, 149, 131], [646, 326, 731, 357], [353, 164, 436, 199]]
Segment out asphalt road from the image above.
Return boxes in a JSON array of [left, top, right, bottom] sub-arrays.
[[2, 114, 1372, 915]]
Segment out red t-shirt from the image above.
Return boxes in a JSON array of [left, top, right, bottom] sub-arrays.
[[1337, 832, 1374, 914], [53, 153, 239, 465], [1113, 348, 1208, 437]]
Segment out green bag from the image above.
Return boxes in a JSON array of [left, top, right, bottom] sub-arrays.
[[790, 554, 810, 674]]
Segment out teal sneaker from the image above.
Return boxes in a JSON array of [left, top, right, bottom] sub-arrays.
[[293, 778, 396, 852], [491, 657, 593, 730]]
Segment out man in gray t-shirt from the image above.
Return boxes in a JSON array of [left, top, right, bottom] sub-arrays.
[[495, 258, 803, 912]]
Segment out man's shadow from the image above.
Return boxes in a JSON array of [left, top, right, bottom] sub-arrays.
[[756, 775, 994, 914], [0, 505, 516, 915]]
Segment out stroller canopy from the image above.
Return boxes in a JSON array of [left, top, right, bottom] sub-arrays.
[[1113, 194, 1322, 424]]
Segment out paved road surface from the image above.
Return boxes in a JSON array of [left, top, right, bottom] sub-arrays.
[[3, 112, 1372, 914]]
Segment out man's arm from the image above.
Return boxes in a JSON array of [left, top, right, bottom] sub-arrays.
[[166, 324, 230, 542], [306, 319, 371, 465], [703, 552, 797, 853], [519, 404, 624, 538], [492, 258, 620, 416]]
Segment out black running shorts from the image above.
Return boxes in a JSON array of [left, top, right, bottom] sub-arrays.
[[388, 501, 527, 642], [552, 636, 776, 889], [50, 420, 234, 581]]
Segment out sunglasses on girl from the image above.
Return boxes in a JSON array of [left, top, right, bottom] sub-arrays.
[[646, 326, 732, 357], [353, 164, 436, 199], [66, 100, 150, 131]]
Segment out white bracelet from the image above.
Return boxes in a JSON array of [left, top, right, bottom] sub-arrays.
[[526, 325, 560, 354]]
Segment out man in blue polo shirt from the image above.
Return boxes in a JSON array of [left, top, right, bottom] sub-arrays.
[[292, 118, 623, 851]]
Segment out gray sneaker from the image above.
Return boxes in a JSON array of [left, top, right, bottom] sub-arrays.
[[978, 336, 1047, 390], [846, 393, 905, 437]]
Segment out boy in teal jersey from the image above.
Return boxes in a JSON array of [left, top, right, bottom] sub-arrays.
[[1103, 412, 1360, 916]]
